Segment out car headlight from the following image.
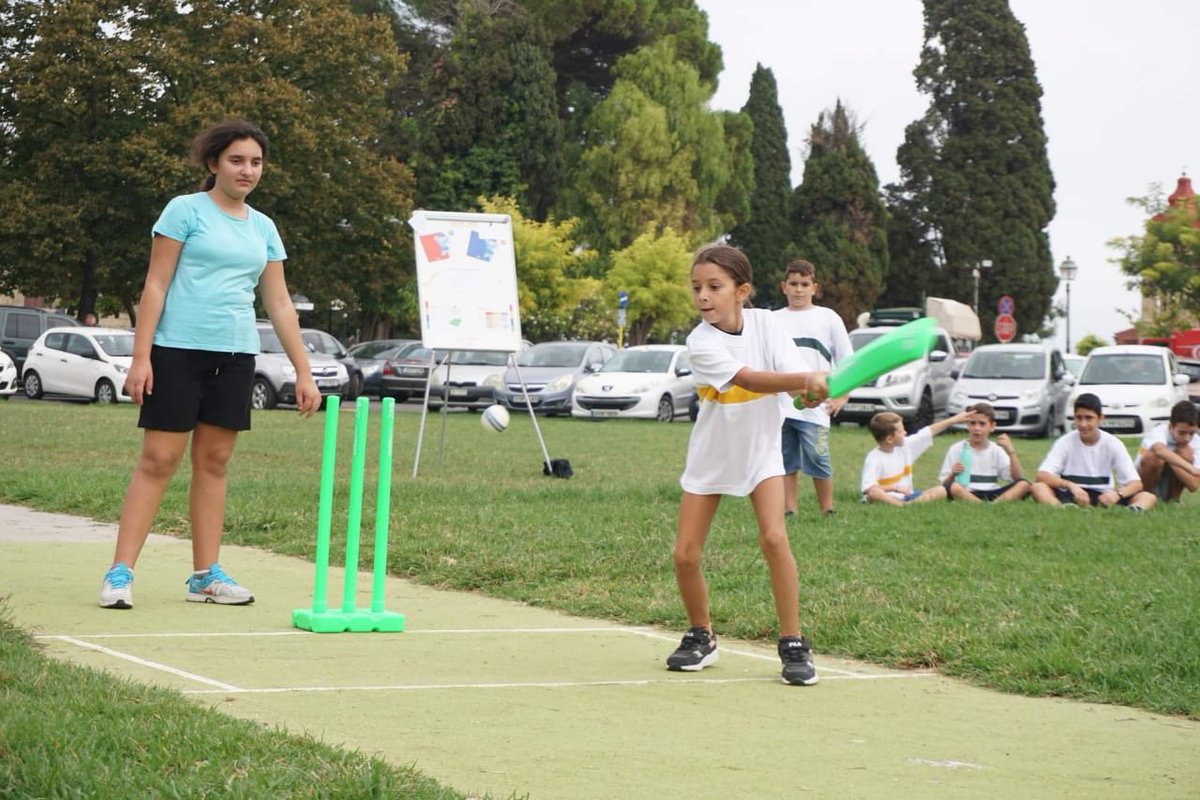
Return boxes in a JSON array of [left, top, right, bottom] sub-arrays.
[[631, 383, 651, 394], [114, 364, 129, 374], [1151, 395, 1170, 408], [881, 371, 913, 386], [282, 364, 296, 379], [547, 374, 573, 392], [1020, 388, 1041, 402], [576, 378, 595, 393], [482, 373, 504, 389], [950, 388, 967, 404]]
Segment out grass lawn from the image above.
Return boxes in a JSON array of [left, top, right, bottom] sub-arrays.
[[1, 399, 1197, 793]]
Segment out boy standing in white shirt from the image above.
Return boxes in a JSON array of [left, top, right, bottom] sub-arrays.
[[1030, 393, 1156, 511], [773, 259, 853, 517], [1135, 400, 1200, 502]]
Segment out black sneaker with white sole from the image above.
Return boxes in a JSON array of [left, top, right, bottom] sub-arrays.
[[779, 635, 819, 685], [666, 626, 718, 671]]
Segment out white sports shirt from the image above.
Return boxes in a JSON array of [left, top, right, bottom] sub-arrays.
[[937, 440, 1013, 491], [1134, 423, 1200, 469], [1036, 430, 1138, 491], [681, 309, 807, 496], [773, 305, 852, 427], [860, 426, 934, 499]]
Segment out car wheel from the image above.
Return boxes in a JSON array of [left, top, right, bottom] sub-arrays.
[[906, 390, 934, 433], [23, 370, 44, 400], [388, 390, 410, 403], [95, 378, 118, 404], [345, 373, 363, 401], [251, 377, 277, 410], [656, 394, 675, 422]]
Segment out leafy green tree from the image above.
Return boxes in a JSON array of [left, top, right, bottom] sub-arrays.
[[728, 65, 792, 309], [1109, 188, 1200, 336], [602, 227, 694, 345], [564, 38, 750, 255], [414, 3, 564, 220], [0, 0, 414, 332], [1073, 332, 1108, 356], [885, 0, 1056, 341], [789, 102, 888, 326]]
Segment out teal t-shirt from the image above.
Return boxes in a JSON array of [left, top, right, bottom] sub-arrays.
[[152, 192, 286, 354]]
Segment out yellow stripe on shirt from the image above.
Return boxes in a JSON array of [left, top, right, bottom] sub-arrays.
[[877, 465, 913, 488], [697, 384, 769, 405]]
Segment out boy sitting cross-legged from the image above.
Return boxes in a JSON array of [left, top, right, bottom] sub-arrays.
[[861, 410, 971, 505], [938, 402, 1031, 503], [1030, 392, 1156, 511]]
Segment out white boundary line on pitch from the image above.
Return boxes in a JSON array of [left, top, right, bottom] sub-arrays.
[[37, 627, 934, 689]]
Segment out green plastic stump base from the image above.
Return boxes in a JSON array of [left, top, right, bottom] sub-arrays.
[[292, 608, 406, 633]]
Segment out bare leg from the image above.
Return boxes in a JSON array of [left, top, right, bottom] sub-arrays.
[[189, 422, 240, 570], [750, 477, 801, 638], [674, 492, 720, 631], [995, 480, 1031, 502], [813, 476, 835, 513], [1137, 452, 1164, 495], [113, 430, 190, 567], [783, 471, 799, 515], [1030, 481, 1061, 506]]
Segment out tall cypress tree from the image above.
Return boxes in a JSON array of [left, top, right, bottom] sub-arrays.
[[790, 102, 889, 328], [728, 64, 792, 308], [884, 0, 1056, 340]]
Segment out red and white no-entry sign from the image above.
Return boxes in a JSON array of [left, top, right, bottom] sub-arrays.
[[995, 313, 1017, 343]]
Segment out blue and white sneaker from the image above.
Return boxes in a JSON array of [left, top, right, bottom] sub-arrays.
[[99, 562, 134, 609], [186, 563, 255, 605]]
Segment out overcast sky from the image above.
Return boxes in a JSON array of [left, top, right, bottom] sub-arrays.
[[696, 0, 1199, 349]]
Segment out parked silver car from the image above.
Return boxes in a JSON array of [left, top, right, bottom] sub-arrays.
[[252, 323, 348, 409], [948, 343, 1074, 437], [492, 340, 617, 416]]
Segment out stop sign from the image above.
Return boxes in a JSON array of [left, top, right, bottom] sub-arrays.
[[995, 313, 1017, 343]]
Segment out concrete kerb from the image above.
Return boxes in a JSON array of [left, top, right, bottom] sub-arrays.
[[1, 504, 1197, 799]]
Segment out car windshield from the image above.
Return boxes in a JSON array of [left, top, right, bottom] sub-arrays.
[[849, 331, 885, 351], [962, 351, 1044, 380], [258, 329, 286, 354], [93, 334, 134, 358], [445, 350, 510, 366], [350, 340, 408, 359], [601, 349, 673, 373], [516, 343, 588, 368], [1079, 354, 1166, 386]]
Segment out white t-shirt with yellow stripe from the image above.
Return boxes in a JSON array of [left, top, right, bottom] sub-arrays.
[[860, 427, 935, 499], [681, 310, 806, 496]]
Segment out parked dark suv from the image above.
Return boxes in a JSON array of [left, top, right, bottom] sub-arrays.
[[0, 305, 79, 378]]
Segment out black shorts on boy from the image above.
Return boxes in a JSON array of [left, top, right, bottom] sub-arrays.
[[138, 345, 256, 432], [1052, 485, 1133, 507]]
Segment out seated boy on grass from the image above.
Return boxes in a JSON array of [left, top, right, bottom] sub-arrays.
[[861, 410, 971, 505], [938, 402, 1031, 503], [1029, 392, 1156, 511], [1135, 399, 1200, 503]]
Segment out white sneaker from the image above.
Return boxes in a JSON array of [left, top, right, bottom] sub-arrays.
[[99, 563, 134, 609], [185, 563, 255, 605]]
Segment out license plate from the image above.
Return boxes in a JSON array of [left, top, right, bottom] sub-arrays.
[[844, 402, 877, 413], [994, 410, 1013, 422], [316, 378, 338, 388], [591, 409, 619, 418], [1103, 417, 1137, 429], [450, 389, 468, 397], [401, 367, 424, 375]]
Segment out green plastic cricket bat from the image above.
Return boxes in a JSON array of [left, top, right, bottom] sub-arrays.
[[795, 316, 938, 407]]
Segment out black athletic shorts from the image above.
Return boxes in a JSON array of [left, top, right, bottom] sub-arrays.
[[1052, 486, 1132, 507], [138, 345, 256, 432]]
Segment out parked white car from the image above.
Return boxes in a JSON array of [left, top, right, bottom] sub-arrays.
[[571, 344, 695, 421], [22, 327, 135, 403], [1067, 345, 1189, 435], [0, 350, 18, 397], [948, 343, 1075, 437], [427, 342, 531, 411]]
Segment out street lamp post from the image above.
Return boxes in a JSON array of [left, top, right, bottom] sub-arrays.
[[1059, 256, 1078, 354], [972, 259, 993, 314]]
